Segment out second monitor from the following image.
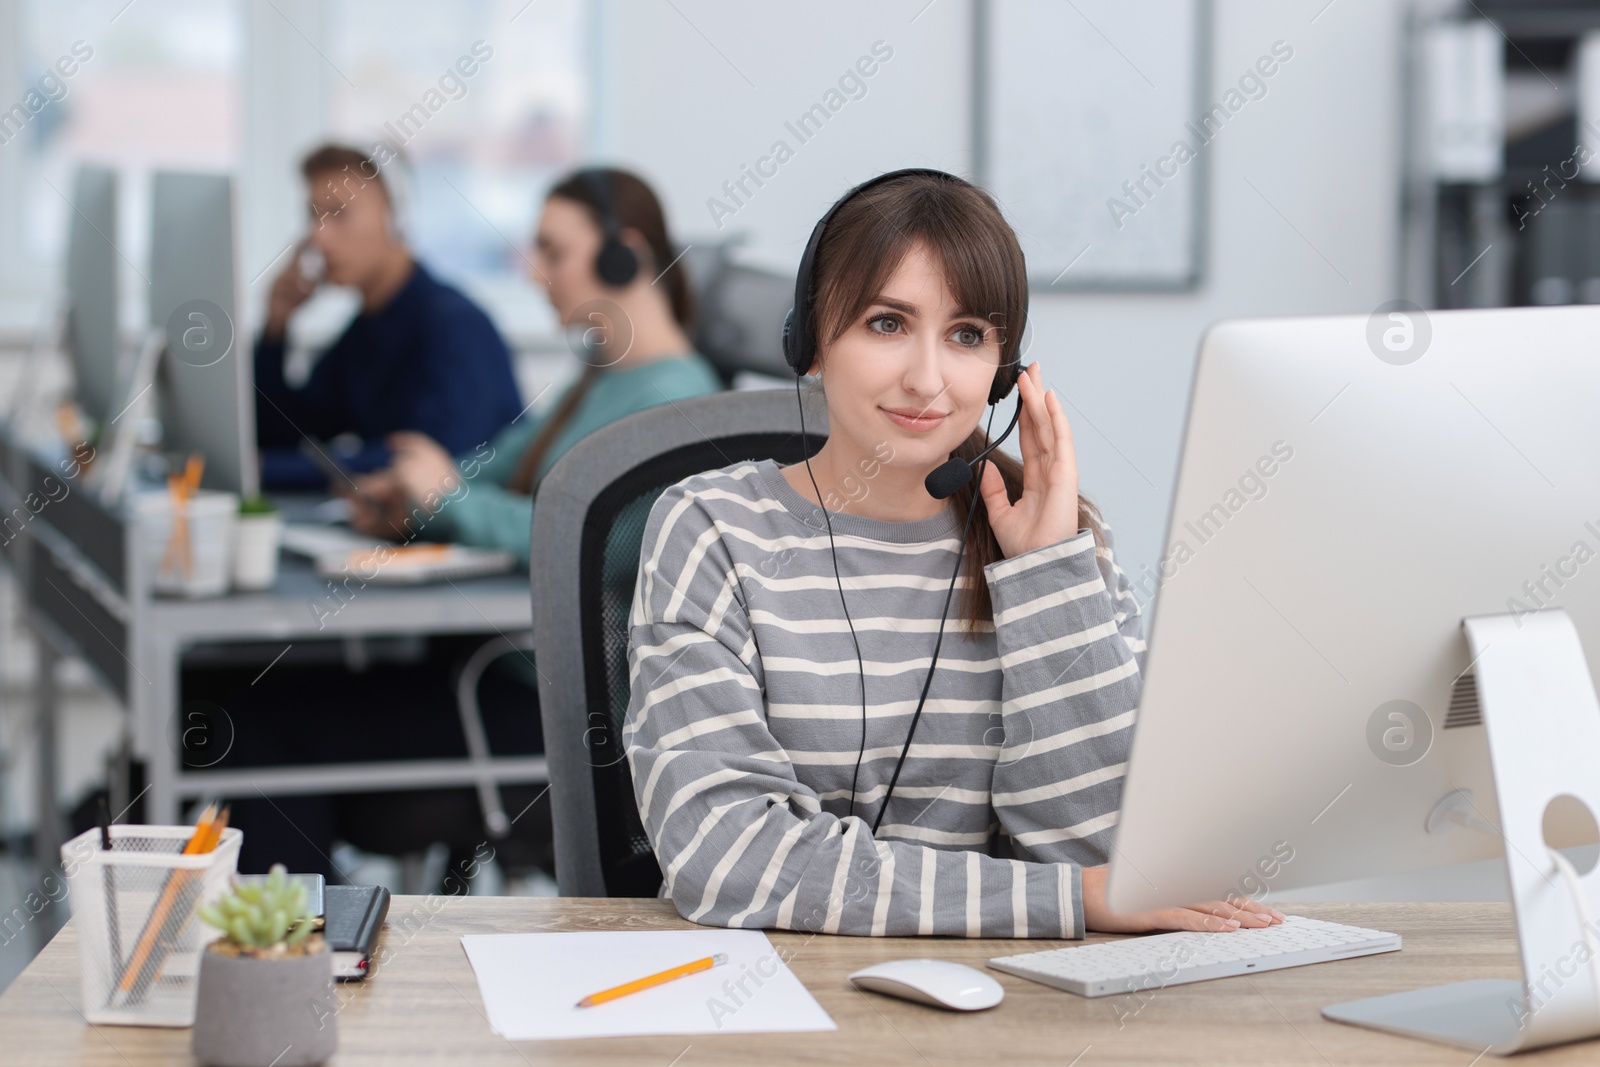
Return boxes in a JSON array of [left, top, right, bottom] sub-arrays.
[[148, 170, 257, 497]]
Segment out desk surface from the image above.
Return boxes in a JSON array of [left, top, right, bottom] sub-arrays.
[[144, 556, 533, 644], [3, 898, 1594, 1066], [148, 498, 532, 643]]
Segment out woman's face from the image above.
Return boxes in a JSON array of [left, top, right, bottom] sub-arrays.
[[531, 196, 608, 325], [815, 242, 1003, 476]]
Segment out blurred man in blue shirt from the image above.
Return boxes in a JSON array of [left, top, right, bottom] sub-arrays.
[[255, 143, 521, 490]]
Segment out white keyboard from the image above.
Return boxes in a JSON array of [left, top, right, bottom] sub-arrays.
[[988, 915, 1400, 998]]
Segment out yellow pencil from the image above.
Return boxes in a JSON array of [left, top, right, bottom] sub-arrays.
[[116, 803, 221, 997], [576, 952, 729, 1008]]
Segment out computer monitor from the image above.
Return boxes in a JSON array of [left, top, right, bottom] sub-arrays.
[[64, 165, 120, 426], [148, 170, 258, 497], [1107, 305, 1600, 1052]]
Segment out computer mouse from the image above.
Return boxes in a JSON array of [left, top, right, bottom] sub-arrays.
[[848, 958, 1005, 1011]]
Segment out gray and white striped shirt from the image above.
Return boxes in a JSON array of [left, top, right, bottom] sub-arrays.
[[625, 459, 1144, 939]]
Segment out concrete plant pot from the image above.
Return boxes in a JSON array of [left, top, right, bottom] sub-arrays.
[[191, 938, 338, 1067]]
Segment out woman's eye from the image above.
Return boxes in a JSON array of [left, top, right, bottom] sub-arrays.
[[867, 315, 902, 335], [953, 325, 986, 347]]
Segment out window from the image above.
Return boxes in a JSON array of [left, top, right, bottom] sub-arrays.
[[1, 0, 590, 338], [12, 0, 241, 326], [326, 0, 588, 298]]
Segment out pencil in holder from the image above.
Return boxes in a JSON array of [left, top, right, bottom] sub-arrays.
[[61, 824, 242, 1026]]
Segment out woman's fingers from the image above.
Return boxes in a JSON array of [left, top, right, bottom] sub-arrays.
[[1212, 894, 1284, 921], [1019, 366, 1070, 500], [1013, 366, 1037, 468], [1013, 364, 1042, 481], [1135, 908, 1238, 933], [1024, 365, 1053, 465], [1046, 387, 1076, 484], [1232, 896, 1286, 922], [1027, 369, 1060, 492], [977, 456, 1011, 516], [1116, 899, 1286, 935], [346, 496, 385, 537], [1016, 367, 1081, 502], [1185, 898, 1283, 927]]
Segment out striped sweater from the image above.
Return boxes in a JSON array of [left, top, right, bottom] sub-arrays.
[[624, 458, 1145, 939]]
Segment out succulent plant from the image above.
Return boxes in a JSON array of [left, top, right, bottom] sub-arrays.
[[238, 494, 279, 516], [199, 864, 316, 952]]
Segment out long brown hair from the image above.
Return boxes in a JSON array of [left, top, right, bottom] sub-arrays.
[[807, 172, 1103, 633], [509, 167, 696, 494]]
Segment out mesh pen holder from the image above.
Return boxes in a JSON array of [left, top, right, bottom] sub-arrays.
[[61, 824, 242, 1026]]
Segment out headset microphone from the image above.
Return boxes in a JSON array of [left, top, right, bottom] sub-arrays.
[[924, 383, 1026, 500]]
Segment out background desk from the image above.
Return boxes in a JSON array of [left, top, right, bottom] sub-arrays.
[[2, 899, 1595, 1065], [0, 424, 541, 873]]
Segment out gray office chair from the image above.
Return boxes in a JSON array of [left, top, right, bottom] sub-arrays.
[[531, 388, 826, 896], [681, 243, 795, 384]]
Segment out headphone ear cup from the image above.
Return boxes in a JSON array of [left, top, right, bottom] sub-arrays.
[[989, 359, 1021, 406], [595, 239, 639, 287], [781, 308, 798, 370]]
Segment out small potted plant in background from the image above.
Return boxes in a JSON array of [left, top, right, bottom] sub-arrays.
[[191, 865, 337, 1067], [232, 494, 283, 592]]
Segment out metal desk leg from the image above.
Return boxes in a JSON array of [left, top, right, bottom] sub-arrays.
[[32, 639, 63, 875], [143, 633, 180, 826], [108, 728, 131, 824]]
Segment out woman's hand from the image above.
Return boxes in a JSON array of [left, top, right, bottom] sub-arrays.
[[977, 363, 1081, 558], [344, 470, 411, 539], [1081, 866, 1284, 934], [386, 431, 459, 515]]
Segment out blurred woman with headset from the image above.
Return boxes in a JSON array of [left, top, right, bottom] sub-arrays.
[[625, 170, 1283, 938], [348, 167, 722, 557], [222, 167, 719, 881]]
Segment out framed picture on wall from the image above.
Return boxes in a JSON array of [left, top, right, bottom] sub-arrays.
[[976, 0, 1211, 290]]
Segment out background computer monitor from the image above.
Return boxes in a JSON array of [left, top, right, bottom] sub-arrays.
[[64, 165, 120, 426], [148, 170, 257, 497], [1108, 305, 1600, 914]]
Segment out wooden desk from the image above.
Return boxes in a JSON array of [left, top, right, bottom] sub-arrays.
[[3, 898, 1595, 1065]]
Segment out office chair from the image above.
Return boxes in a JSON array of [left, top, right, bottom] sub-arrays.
[[680, 243, 795, 385], [531, 388, 827, 896]]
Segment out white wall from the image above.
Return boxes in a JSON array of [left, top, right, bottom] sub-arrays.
[[595, 0, 972, 268], [596, 0, 1406, 590], [240, 0, 332, 339]]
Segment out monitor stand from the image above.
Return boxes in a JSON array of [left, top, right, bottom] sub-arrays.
[[1322, 609, 1600, 1055], [92, 327, 165, 504]]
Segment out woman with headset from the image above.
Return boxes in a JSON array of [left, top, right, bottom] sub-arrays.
[[348, 167, 722, 559], [224, 168, 719, 881], [625, 170, 1283, 938]]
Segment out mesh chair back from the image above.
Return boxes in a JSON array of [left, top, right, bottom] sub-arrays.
[[531, 388, 826, 896], [682, 243, 794, 385]]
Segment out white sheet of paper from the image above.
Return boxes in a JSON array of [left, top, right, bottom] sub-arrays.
[[459, 929, 836, 1040]]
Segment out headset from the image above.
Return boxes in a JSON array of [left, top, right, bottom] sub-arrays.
[[783, 168, 1029, 833], [579, 168, 641, 288]]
